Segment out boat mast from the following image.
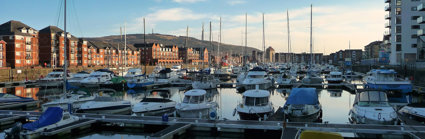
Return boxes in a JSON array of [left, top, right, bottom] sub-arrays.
[[309, 4, 313, 67], [209, 21, 212, 66], [244, 13, 247, 66], [63, 0, 67, 94], [144, 18, 147, 72], [287, 10, 292, 64], [218, 17, 221, 68], [262, 13, 265, 63], [124, 22, 127, 71]]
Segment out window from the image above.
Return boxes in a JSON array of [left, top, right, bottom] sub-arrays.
[[412, 44, 417, 48], [412, 25, 420, 29], [396, 16, 401, 24], [396, 35, 402, 42], [412, 16, 420, 20], [396, 26, 401, 33], [16, 52, 20, 56], [396, 44, 402, 51], [396, 0, 401, 6], [396, 8, 401, 15], [16, 60, 20, 64], [412, 34, 418, 38], [412, 7, 417, 11]]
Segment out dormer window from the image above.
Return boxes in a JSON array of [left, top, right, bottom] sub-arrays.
[[20, 28, 27, 33]]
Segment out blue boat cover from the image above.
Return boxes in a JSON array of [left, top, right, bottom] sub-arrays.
[[23, 107, 63, 131], [285, 88, 318, 105]]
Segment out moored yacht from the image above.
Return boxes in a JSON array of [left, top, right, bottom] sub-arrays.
[[124, 68, 144, 81], [80, 69, 116, 88], [5, 107, 79, 139], [214, 67, 232, 81], [283, 88, 322, 122], [153, 68, 179, 84], [37, 69, 70, 87], [192, 74, 220, 89], [77, 96, 131, 114], [326, 71, 343, 84], [127, 77, 154, 89], [237, 67, 273, 92], [276, 72, 297, 88], [41, 91, 95, 112], [398, 103, 425, 122], [132, 91, 176, 116], [236, 87, 274, 120], [349, 91, 398, 125], [364, 69, 412, 93], [68, 71, 90, 87], [175, 89, 218, 119]]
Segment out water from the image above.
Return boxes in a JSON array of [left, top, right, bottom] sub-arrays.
[[0, 82, 422, 138]]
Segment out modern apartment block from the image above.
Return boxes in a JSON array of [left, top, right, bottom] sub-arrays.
[[385, 0, 424, 65], [39, 26, 79, 68], [0, 20, 39, 68], [135, 43, 182, 65]]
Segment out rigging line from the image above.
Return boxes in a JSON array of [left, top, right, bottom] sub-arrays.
[[72, 0, 84, 37], [56, 0, 63, 27]]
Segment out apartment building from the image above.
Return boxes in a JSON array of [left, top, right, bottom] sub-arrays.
[[135, 43, 182, 65], [385, 0, 424, 65], [0, 40, 6, 68], [265, 46, 275, 63], [0, 20, 39, 68]]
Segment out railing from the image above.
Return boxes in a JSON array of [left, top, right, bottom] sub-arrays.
[[25, 55, 32, 59]]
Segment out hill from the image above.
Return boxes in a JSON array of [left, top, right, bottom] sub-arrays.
[[84, 33, 259, 55]]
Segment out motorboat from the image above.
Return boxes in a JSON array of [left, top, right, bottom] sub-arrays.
[[283, 88, 322, 122], [213, 67, 232, 81], [171, 65, 182, 72], [41, 91, 95, 112], [237, 67, 273, 92], [153, 68, 179, 84], [364, 69, 412, 93], [77, 95, 131, 114], [275, 72, 297, 88], [302, 71, 323, 85], [267, 67, 280, 75], [349, 91, 397, 125], [68, 71, 90, 87], [0, 93, 35, 103], [175, 89, 218, 119], [5, 107, 79, 139], [127, 77, 155, 89], [326, 71, 343, 84], [37, 69, 70, 87], [399, 103, 425, 122], [79, 69, 117, 88], [192, 74, 220, 89], [236, 87, 274, 120], [124, 68, 144, 81], [132, 90, 176, 116]]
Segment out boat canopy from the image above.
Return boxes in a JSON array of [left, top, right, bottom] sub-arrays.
[[356, 91, 388, 102], [185, 89, 206, 96], [250, 67, 265, 72], [286, 88, 318, 105], [23, 107, 63, 131], [159, 68, 172, 74], [243, 89, 270, 98]]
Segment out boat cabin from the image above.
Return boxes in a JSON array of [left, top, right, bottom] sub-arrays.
[[242, 90, 270, 106], [183, 89, 206, 104], [354, 91, 389, 107]]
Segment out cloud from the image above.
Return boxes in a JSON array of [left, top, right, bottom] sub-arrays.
[[144, 8, 206, 22], [227, 0, 245, 5], [172, 0, 206, 3]]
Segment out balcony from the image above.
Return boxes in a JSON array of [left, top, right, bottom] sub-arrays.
[[418, 3, 425, 11], [385, 22, 391, 28], [385, 5, 391, 11], [418, 16, 425, 24], [385, 14, 391, 19], [26, 48, 31, 52], [25, 55, 32, 59], [418, 29, 425, 36], [384, 30, 391, 37], [385, 0, 390, 3], [383, 40, 391, 45]]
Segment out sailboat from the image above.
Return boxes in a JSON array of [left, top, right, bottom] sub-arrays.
[[276, 10, 297, 88], [302, 5, 323, 85]]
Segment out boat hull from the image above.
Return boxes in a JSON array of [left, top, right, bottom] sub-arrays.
[[77, 105, 131, 115], [365, 83, 412, 93], [176, 108, 212, 118], [238, 111, 273, 120]]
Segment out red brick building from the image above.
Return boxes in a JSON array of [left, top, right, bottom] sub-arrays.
[[0, 20, 39, 68], [135, 43, 182, 65], [77, 39, 88, 67], [0, 40, 6, 68], [39, 26, 78, 68]]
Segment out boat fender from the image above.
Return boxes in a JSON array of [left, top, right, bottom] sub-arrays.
[[210, 110, 217, 120], [162, 113, 169, 122], [232, 108, 236, 116]]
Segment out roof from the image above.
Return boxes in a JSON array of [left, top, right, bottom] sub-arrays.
[[243, 89, 270, 97], [285, 88, 318, 105], [39, 26, 79, 40], [134, 43, 157, 48], [0, 20, 37, 36], [87, 40, 137, 51], [185, 89, 206, 96]]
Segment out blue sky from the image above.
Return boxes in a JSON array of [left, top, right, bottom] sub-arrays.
[[1, 0, 385, 54]]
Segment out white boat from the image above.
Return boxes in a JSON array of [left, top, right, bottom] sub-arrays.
[[127, 77, 154, 89], [326, 71, 343, 84], [80, 69, 116, 88], [398, 103, 425, 122], [170, 65, 181, 72], [37, 69, 70, 87], [68, 71, 90, 87], [153, 68, 179, 84], [77, 96, 131, 114], [175, 89, 218, 119], [5, 107, 79, 139], [236, 88, 274, 120], [41, 91, 95, 112], [192, 74, 220, 89], [237, 67, 273, 92], [349, 91, 397, 125], [301, 71, 323, 85], [214, 67, 232, 81], [364, 69, 412, 93], [124, 68, 144, 81], [132, 91, 176, 116], [275, 73, 297, 88], [283, 88, 322, 122]]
